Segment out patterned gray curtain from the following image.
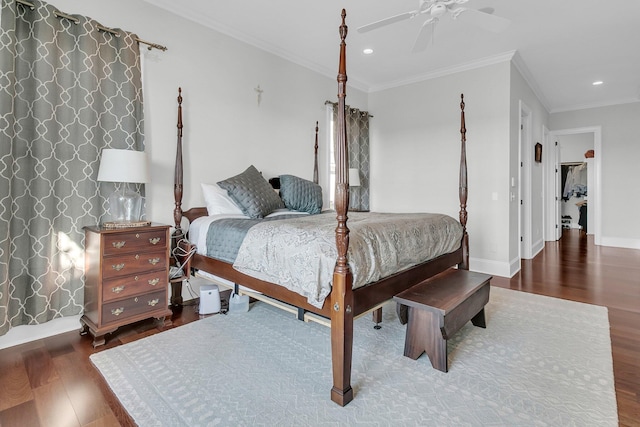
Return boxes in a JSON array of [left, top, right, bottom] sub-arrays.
[[332, 104, 370, 211], [0, 0, 144, 336]]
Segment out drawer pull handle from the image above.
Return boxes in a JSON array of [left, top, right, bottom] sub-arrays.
[[111, 285, 125, 294], [112, 263, 125, 271], [148, 257, 160, 265], [149, 237, 161, 245], [111, 307, 124, 316], [135, 254, 140, 260], [148, 278, 160, 286], [148, 298, 160, 307], [136, 233, 140, 238], [112, 241, 126, 249]]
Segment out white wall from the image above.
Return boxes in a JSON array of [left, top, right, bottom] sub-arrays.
[[549, 102, 640, 248], [559, 133, 593, 161], [51, 0, 367, 231], [509, 64, 550, 267], [6, 0, 634, 349], [0, 0, 368, 350], [368, 62, 512, 276]]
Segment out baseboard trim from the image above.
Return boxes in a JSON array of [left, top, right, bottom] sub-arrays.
[[532, 238, 544, 258], [600, 236, 640, 250], [0, 315, 82, 350], [469, 256, 516, 278]]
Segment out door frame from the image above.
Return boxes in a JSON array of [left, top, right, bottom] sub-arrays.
[[519, 101, 533, 259], [546, 126, 602, 245]]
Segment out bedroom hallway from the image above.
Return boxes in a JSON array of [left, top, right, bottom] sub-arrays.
[[0, 230, 638, 426]]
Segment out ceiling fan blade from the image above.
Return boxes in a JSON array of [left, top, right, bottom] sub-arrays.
[[412, 19, 436, 53], [357, 11, 418, 33], [456, 8, 510, 33]]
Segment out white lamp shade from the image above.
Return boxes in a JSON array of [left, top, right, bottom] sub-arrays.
[[348, 168, 361, 187], [97, 149, 150, 183]]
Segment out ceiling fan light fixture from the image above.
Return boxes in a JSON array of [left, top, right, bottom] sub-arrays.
[[358, 0, 510, 51], [431, 3, 448, 18]]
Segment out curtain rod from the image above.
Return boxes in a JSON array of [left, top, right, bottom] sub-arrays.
[[324, 100, 373, 118], [97, 24, 168, 51], [16, 0, 34, 9], [16, 0, 168, 52]]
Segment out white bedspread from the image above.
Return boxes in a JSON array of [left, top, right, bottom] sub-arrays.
[[233, 212, 463, 308]]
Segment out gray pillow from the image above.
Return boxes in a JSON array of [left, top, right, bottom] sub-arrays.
[[279, 174, 323, 214], [217, 165, 284, 218]]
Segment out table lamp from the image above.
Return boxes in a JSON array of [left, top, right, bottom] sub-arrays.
[[348, 168, 361, 187], [97, 148, 150, 223]]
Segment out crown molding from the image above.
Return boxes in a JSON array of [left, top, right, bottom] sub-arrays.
[[510, 51, 550, 113], [368, 51, 518, 93], [549, 98, 640, 114]]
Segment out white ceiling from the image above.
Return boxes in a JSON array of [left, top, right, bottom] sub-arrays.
[[145, 0, 640, 113]]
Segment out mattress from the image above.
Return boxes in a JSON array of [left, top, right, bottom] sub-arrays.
[[190, 211, 463, 309]]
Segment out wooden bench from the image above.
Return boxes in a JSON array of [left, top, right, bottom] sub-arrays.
[[393, 269, 492, 372]]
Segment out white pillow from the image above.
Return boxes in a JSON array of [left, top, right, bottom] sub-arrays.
[[201, 183, 244, 216]]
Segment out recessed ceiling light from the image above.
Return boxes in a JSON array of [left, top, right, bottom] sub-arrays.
[[362, 48, 374, 55], [592, 81, 603, 86]]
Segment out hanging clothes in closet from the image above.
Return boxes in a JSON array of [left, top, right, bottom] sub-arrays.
[[562, 163, 587, 201]]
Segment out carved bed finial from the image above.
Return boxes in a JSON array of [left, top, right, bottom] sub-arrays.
[[313, 121, 319, 184], [338, 10, 348, 80]]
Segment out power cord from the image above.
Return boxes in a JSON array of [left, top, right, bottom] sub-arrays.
[[169, 239, 197, 279], [182, 278, 201, 312]]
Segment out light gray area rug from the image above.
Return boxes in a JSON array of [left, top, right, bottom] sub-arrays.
[[90, 287, 618, 426]]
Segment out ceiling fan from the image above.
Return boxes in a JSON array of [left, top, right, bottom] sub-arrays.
[[357, 0, 510, 53]]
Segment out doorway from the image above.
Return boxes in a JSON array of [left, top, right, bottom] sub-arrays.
[[546, 127, 601, 245]]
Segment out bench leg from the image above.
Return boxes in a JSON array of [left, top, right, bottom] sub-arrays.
[[404, 308, 448, 372], [396, 302, 408, 325], [471, 308, 486, 328], [372, 307, 382, 330]]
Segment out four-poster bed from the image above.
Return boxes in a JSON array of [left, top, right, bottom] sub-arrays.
[[172, 9, 470, 406]]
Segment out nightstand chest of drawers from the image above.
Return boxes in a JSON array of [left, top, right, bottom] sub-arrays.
[[81, 224, 173, 347]]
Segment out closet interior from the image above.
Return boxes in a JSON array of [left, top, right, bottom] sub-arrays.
[[561, 162, 588, 232]]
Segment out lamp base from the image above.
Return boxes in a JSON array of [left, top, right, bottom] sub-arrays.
[[102, 220, 151, 229], [108, 185, 143, 223]]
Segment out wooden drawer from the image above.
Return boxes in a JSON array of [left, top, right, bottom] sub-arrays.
[[82, 224, 171, 347], [102, 249, 167, 279], [103, 229, 167, 255], [102, 270, 168, 302], [102, 290, 167, 324]]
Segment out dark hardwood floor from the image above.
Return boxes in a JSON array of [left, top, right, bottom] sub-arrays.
[[0, 230, 638, 426]]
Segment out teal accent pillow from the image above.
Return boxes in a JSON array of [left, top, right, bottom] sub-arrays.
[[217, 165, 284, 218], [279, 175, 323, 214]]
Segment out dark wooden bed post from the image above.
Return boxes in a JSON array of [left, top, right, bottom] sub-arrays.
[[173, 87, 184, 236], [459, 94, 470, 270], [330, 9, 355, 407], [171, 87, 185, 307], [313, 121, 319, 184]]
